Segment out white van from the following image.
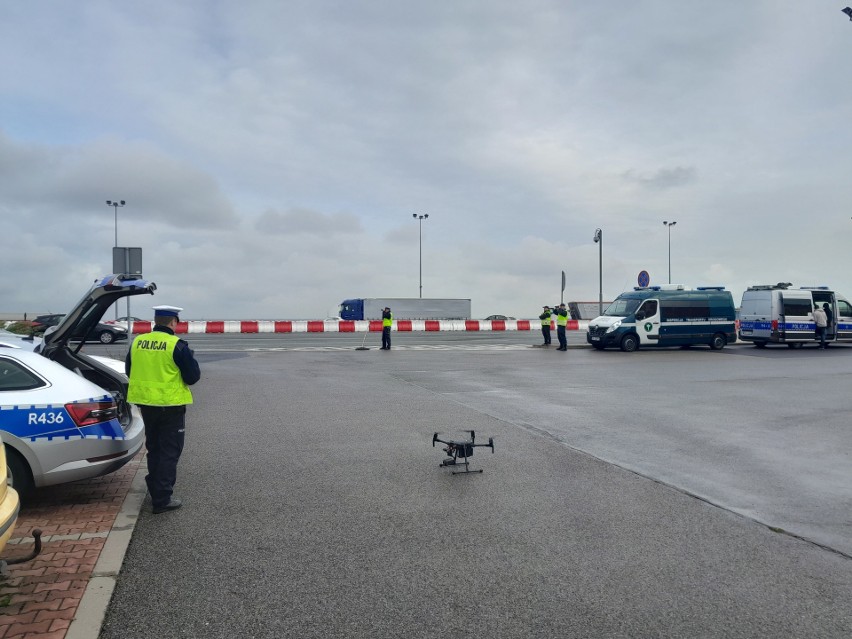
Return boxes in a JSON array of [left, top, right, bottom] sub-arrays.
[[738, 284, 852, 348]]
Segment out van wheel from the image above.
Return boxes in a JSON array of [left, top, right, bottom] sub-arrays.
[[710, 333, 727, 350], [787, 342, 803, 349], [6, 446, 34, 500], [620, 334, 639, 352]]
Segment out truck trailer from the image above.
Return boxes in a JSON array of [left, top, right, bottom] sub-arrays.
[[338, 298, 471, 321]]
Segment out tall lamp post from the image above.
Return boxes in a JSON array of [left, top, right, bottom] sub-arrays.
[[412, 213, 429, 298], [107, 200, 126, 320], [663, 220, 677, 284], [593, 228, 603, 316], [107, 200, 126, 249]]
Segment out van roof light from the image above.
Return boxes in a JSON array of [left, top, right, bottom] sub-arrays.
[[696, 286, 725, 290], [799, 286, 830, 290]]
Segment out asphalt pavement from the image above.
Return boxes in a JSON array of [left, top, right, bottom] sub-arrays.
[[95, 338, 851, 638]]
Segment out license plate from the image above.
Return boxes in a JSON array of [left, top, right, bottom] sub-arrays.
[[590, 336, 600, 341], [740, 330, 752, 335]]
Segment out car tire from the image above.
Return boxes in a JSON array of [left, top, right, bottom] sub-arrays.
[[710, 333, 726, 350], [620, 334, 639, 352], [98, 330, 115, 344], [6, 446, 34, 500]]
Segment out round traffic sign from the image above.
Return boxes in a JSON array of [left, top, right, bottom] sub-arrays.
[[638, 270, 650, 287]]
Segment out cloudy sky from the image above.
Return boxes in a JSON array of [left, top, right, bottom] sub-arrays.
[[3, 2, 852, 320]]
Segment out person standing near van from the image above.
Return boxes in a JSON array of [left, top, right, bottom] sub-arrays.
[[381, 306, 393, 350], [823, 303, 834, 344], [555, 303, 570, 351], [539, 306, 552, 346], [813, 304, 828, 349], [126, 305, 201, 514]]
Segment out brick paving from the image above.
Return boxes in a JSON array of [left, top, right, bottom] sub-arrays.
[[1, 454, 142, 639]]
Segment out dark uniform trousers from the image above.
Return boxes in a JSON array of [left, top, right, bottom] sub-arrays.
[[140, 405, 186, 508], [557, 325, 567, 350], [541, 324, 551, 345], [382, 326, 391, 349]]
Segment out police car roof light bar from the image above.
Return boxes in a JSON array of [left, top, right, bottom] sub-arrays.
[[696, 286, 726, 290], [799, 286, 830, 290]]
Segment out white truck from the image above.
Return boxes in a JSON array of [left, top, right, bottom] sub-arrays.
[[738, 283, 852, 347], [338, 298, 472, 321]]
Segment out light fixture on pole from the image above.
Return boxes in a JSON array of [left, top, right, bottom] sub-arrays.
[[107, 200, 126, 320], [593, 228, 603, 316], [412, 213, 429, 298], [663, 220, 677, 284], [107, 200, 126, 248]]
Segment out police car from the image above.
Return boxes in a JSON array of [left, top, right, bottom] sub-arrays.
[[1, 275, 157, 499]]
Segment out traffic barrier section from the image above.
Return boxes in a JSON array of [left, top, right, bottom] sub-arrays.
[[128, 319, 589, 334]]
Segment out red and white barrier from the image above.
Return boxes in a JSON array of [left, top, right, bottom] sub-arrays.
[[127, 319, 590, 335]]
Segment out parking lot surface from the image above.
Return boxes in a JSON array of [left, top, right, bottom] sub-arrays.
[[3, 336, 851, 638]]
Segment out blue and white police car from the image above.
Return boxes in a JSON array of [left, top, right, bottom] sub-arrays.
[[1, 275, 157, 499]]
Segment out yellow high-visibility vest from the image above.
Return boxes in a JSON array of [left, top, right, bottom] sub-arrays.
[[127, 331, 193, 406]]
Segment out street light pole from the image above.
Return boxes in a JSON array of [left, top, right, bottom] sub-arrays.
[[107, 200, 126, 249], [107, 200, 126, 320], [412, 213, 428, 298], [663, 220, 677, 284], [593, 228, 602, 315]]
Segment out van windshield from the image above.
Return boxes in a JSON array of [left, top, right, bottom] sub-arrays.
[[603, 298, 641, 317]]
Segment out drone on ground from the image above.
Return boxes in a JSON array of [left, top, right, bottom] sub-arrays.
[[432, 430, 494, 474]]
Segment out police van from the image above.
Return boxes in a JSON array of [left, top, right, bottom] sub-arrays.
[[737, 283, 852, 348], [586, 285, 736, 352]]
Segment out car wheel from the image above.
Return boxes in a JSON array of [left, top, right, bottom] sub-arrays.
[[99, 330, 115, 344], [710, 333, 726, 350], [620, 334, 639, 352], [6, 446, 34, 500]]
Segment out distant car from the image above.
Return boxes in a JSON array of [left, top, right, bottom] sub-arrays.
[[29, 313, 65, 334], [1, 274, 157, 500], [37, 315, 127, 344], [485, 315, 515, 321]]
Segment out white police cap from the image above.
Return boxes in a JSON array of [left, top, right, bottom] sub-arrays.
[[152, 305, 183, 318]]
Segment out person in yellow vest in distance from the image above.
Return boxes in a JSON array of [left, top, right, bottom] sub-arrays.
[[381, 306, 393, 350], [555, 303, 570, 351], [125, 305, 201, 514], [539, 305, 552, 346]]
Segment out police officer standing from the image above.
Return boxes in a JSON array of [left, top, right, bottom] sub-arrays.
[[381, 306, 393, 350], [539, 305, 552, 346], [125, 305, 201, 514], [555, 303, 570, 351]]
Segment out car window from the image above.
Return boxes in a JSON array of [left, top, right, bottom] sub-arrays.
[[0, 357, 48, 391]]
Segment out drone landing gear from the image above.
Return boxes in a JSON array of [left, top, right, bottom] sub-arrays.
[[440, 450, 482, 475], [433, 430, 494, 475]]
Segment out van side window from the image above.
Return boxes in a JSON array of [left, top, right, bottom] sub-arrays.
[[637, 300, 657, 318], [782, 299, 813, 317], [839, 300, 852, 317]]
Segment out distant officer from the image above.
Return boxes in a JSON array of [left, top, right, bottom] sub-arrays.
[[555, 303, 570, 351], [126, 305, 201, 514], [813, 304, 828, 349], [381, 306, 393, 350], [539, 306, 552, 346]]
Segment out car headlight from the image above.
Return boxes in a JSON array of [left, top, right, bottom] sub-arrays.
[[605, 320, 621, 334]]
